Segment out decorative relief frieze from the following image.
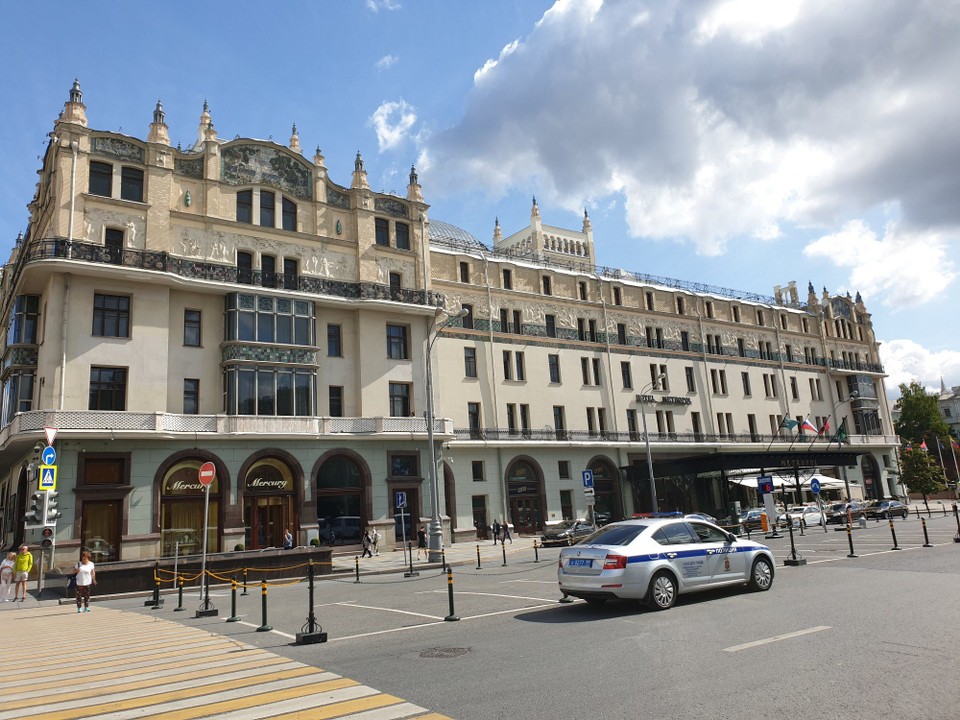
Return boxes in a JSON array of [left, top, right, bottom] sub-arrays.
[[302, 251, 355, 279], [92, 137, 145, 164], [83, 208, 146, 249], [221, 344, 318, 365], [326, 186, 350, 209], [221, 144, 311, 200], [174, 156, 204, 179], [374, 197, 408, 218]]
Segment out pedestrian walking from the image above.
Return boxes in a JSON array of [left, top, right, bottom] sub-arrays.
[[502, 522, 512, 544], [0, 552, 14, 602], [371, 527, 381, 556], [283, 528, 294, 550], [13, 545, 32, 602], [492, 520, 501, 544], [361, 531, 373, 558], [416, 526, 428, 559], [72, 550, 96, 612]]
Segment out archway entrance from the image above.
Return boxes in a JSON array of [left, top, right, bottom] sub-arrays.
[[588, 456, 622, 524], [505, 458, 545, 534], [242, 458, 297, 549], [861, 455, 882, 500], [316, 454, 366, 544]]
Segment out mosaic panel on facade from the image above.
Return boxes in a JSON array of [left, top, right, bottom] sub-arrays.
[[221, 144, 312, 200], [92, 137, 145, 164], [174, 156, 204, 179], [221, 344, 318, 365]]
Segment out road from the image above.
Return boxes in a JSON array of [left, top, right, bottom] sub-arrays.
[[12, 512, 960, 719]]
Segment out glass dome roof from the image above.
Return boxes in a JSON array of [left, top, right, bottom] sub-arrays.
[[428, 219, 489, 251]]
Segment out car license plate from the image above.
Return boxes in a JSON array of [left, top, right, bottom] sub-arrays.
[[568, 558, 592, 567]]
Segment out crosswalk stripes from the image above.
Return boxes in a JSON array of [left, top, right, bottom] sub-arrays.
[[0, 606, 451, 720]]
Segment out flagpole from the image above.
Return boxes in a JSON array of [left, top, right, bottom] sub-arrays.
[[934, 437, 946, 469]]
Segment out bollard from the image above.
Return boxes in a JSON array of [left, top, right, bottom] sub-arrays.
[[943, 504, 947, 518], [476, 544, 482, 570], [443, 567, 459, 621], [927, 504, 933, 518], [174, 575, 185, 612], [296, 562, 327, 644], [501, 539, 508, 567], [441, 548, 447, 573], [889, 519, 901, 550], [921, 517, 933, 547], [916, 506, 921, 519], [241, 568, 249, 596], [145, 562, 161, 607], [784, 518, 805, 566], [404, 541, 419, 578], [846, 525, 857, 558], [354, 556, 360, 584], [534, 540, 540, 563], [799, 517, 805, 537], [256, 580, 272, 632], [151, 574, 162, 610], [196, 569, 217, 618], [227, 579, 240, 622], [954, 504, 960, 539]]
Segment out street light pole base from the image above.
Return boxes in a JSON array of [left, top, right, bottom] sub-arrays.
[[783, 558, 806, 566]]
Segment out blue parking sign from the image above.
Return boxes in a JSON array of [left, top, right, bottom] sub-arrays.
[[395, 491, 407, 509], [582, 469, 594, 488]]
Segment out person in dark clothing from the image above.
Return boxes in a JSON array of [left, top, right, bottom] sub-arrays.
[[492, 520, 501, 544], [361, 531, 373, 558], [502, 522, 512, 544], [416, 526, 428, 559]]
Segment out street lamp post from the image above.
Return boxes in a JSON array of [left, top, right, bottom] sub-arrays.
[[425, 307, 467, 563], [637, 373, 666, 515]]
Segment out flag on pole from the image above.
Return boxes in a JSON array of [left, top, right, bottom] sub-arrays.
[[951, 438, 960, 451], [818, 419, 830, 436], [779, 417, 799, 430], [829, 418, 849, 447], [800, 417, 818, 434], [919, 440, 928, 451]]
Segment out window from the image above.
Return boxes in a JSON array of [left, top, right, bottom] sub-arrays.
[[676, 297, 685, 315], [548, 354, 561, 383], [513, 310, 523, 335], [560, 490, 573, 520], [553, 406, 567, 437], [237, 190, 253, 224], [282, 197, 297, 231], [388, 382, 411, 416], [763, 373, 778, 398], [503, 351, 513, 381], [375, 218, 390, 246], [558, 460, 571, 479], [507, 404, 518, 434], [589, 319, 598, 342], [586, 408, 596, 435], [395, 222, 410, 250], [329, 386, 343, 417], [621, 361, 633, 389], [681, 331, 690, 352], [89, 367, 126, 410], [645, 292, 655, 311], [225, 365, 314, 416], [386, 324, 409, 360], [802, 317, 809, 333], [546, 314, 556, 338], [579, 281, 587, 300], [520, 404, 530, 435], [120, 167, 144, 202], [467, 402, 482, 437], [784, 344, 793, 363], [225, 294, 314, 346], [748, 414, 758, 440], [462, 304, 474, 330], [472, 460, 484, 481], [757, 310, 765, 326], [6, 295, 40, 346], [581, 357, 590, 385], [592, 358, 602, 387], [515, 352, 526, 381], [710, 369, 728, 395], [577, 318, 587, 341], [183, 379, 199, 414], [389, 272, 402, 294], [737, 338, 746, 357], [685, 366, 696, 393], [459, 262, 470, 283], [260, 190, 275, 227], [89, 161, 112, 197], [742, 372, 751, 396], [183, 309, 201, 347], [464, 347, 477, 378], [780, 314, 788, 330], [237, 251, 253, 284], [3, 369, 34, 425], [542, 276, 552, 295], [732, 305, 740, 323], [617, 323, 627, 345], [327, 324, 342, 357], [692, 412, 702, 439], [705, 301, 714, 319], [790, 377, 799, 401], [261, 255, 277, 288], [389, 453, 419, 478], [283, 258, 298, 290], [613, 287, 622, 306], [502, 269, 512, 289], [92, 294, 130, 338], [626, 409, 638, 438], [650, 364, 668, 391], [104, 228, 124, 264]]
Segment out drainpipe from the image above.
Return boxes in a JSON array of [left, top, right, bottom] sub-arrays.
[[696, 302, 716, 434]]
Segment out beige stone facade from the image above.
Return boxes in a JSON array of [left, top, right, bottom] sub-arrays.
[[0, 84, 901, 564]]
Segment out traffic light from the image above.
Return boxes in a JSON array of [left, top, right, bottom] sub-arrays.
[[45, 491, 61, 524], [41, 526, 54, 550], [25, 491, 44, 526]]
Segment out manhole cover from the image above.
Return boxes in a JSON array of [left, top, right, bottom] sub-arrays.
[[419, 647, 469, 659]]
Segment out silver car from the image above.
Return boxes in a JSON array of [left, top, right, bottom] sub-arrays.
[[558, 518, 775, 610]]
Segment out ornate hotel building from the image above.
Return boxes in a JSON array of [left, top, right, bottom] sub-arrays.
[[0, 84, 901, 562]]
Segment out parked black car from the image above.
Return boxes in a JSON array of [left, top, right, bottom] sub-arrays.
[[826, 502, 866, 524], [866, 500, 909, 519], [541, 520, 597, 546]]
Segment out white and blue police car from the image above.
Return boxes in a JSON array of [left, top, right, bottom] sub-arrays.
[[558, 517, 775, 610]]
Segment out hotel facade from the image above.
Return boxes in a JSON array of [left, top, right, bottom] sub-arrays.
[[0, 84, 901, 564]]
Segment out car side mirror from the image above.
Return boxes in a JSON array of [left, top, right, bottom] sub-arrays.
[[726, 532, 738, 543]]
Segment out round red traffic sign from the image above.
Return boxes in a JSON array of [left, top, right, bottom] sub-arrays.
[[198, 462, 216, 487]]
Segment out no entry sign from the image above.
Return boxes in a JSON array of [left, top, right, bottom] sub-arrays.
[[198, 462, 216, 487]]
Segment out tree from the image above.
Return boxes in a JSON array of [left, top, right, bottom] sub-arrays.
[[899, 447, 947, 509], [894, 381, 950, 445]]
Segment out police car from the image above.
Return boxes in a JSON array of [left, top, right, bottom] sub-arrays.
[[558, 517, 775, 610]]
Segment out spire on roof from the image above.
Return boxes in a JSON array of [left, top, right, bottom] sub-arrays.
[[148, 99, 170, 145], [61, 78, 87, 127], [351, 150, 369, 190], [289, 123, 301, 153], [407, 164, 423, 203]]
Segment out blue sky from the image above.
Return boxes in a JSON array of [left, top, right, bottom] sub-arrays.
[[2, 0, 959, 396]]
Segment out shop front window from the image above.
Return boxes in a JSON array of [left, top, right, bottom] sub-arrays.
[[243, 458, 297, 550], [160, 460, 220, 556]]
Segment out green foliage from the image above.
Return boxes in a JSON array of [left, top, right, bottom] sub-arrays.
[[310, 538, 321, 547], [899, 447, 947, 501], [894, 381, 950, 444], [233, 544, 244, 552]]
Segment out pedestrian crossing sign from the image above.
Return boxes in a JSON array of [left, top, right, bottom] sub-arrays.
[[39, 464, 57, 491]]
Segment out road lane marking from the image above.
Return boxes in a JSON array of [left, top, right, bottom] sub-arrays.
[[335, 602, 445, 620], [724, 626, 831, 652], [234, 620, 296, 639], [425, 590, 557, 602]]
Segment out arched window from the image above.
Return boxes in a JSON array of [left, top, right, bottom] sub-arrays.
[[316, 454, 366, 544], [159, 460, 221, 556]]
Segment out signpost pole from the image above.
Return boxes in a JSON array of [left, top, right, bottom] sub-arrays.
[[195, 462, 218, 617]]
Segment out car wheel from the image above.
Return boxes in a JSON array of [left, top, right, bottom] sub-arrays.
[[748, 557, 774, 592], [648, 571, 678, 610], [585, 597, 607, 606]]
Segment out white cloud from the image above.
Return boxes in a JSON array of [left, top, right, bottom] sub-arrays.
[[422, 1, 960, 257], [803, 220, 956, 308], [375, 54, 398, 71], [368, 100, 417, 152], [366, 0, 400, 12], [880, 339, 960, 397]]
